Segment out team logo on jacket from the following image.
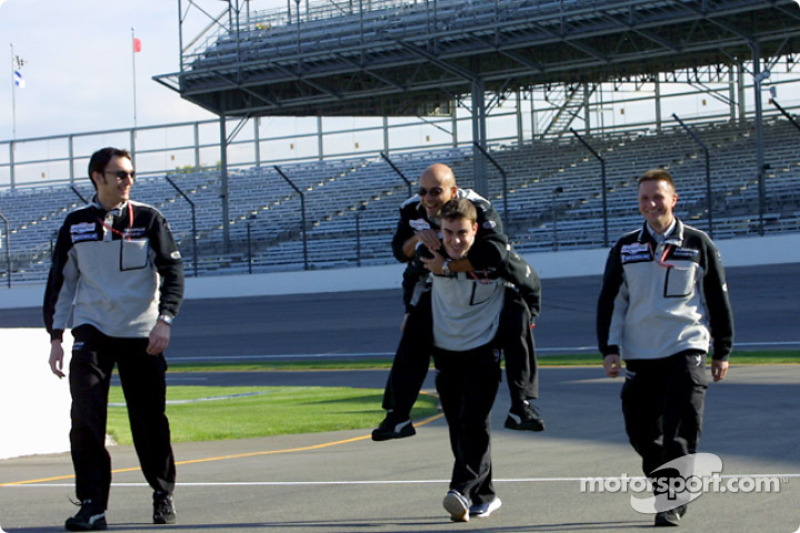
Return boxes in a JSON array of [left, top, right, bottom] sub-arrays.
[[482, 220, 497, 229], [70, 222, 97, 243], [671, 248, 699, 260], [123, 227, 147, 239], [620, 242, 652, 263]]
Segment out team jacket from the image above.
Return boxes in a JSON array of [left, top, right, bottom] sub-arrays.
[[431, 241, 543, 351], [392, 189, 510, 312], [596, 219, 734, 361], [43, 197, 184, 342]]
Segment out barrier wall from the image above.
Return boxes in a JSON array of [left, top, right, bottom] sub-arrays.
[[1, 233, 798, 460]]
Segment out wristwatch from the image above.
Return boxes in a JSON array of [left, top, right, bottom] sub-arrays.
[[441, 259, 452, 276], [158, 314, 174, 326]]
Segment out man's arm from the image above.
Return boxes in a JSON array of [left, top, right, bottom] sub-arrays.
[[702, 237, 734, 363], [597, 242, 625, 357], [391, 201, 428, 263], [43, 220, 77, 344], [148, 210, 185, 354]]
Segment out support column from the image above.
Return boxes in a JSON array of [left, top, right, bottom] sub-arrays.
[[219, 114, 230, 252], [471, 79, 488, 195], [655, 75, 662, 133], [317, 115, 324, 161], [750, 43, 767, 236], [516, 89, 524, 145]]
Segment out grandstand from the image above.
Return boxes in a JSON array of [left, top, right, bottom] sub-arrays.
[[1, 0, 799, 285]]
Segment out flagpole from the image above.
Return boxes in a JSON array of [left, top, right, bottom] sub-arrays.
[[131, 27, 138, 129], [10, 42, 16, 139]]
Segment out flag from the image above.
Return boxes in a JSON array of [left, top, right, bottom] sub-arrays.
[[13, 69, 25, 88], [133, 37, 142, 53]]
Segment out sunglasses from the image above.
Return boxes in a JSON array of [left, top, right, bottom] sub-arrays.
[[104, 170, 136, 181], [418, 187, 443, 197]]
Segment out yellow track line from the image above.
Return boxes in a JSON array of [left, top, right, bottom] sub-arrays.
[[1, 413, 444, 487]]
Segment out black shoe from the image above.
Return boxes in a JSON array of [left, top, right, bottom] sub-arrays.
[[654, 504, 687, 527], [153, 491, 176, 525], [65, 500, 107, 531], [505, 401, 545, 431], [371, 412, 416, 441]]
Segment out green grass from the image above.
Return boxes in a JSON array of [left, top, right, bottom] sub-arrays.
[[106, 386, 439, 445], [106, 350, 797, 445], [169, 350, 799, 372]]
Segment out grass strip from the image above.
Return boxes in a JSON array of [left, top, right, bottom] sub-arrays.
[[169, 350, 799, 372], [107, 386, 439, 445]]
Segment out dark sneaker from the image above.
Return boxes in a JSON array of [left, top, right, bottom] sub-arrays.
[[371, 413, 416, 441], [153, 491, 176, 525], [469, 496, 502, 518], [505, 401, 545, 431], [654, 504, 687, 527], [443, 490, 470, 522], [65, 500, 107, 531]]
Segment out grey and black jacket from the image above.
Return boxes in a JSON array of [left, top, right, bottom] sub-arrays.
[[597, 219, 734, 361], [43, 196, 184, 342], [392, 189, 541, 314]]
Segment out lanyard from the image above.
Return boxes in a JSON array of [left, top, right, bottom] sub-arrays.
[[97, 202, 134, 241], [655, 242, 675, 268]]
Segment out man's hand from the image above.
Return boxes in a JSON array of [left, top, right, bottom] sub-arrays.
[[49, 341, 65, 379], [603, 354, 622, 378], [415, 229, 441, 252], [147, 321, 171, 355], [402, 229, 440, 259], [421, 250, 446, 274], [711, 359, 729, 382]]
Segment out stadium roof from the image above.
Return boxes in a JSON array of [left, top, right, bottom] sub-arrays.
[[155, 0, 800, 117]]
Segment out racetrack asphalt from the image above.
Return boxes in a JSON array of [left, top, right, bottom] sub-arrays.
[[2, 364, 799, 532], [1, 263, 798, 532]]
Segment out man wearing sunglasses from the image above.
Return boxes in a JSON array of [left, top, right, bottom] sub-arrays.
[[597, 169, 734, 527], [373, 163, 544, 441], [44, 147, 184, 531]]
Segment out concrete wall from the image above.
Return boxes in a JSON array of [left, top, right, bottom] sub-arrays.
[[1, 233, 798, 459]]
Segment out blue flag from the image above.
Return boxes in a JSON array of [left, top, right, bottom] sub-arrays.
[[13, 69, 25, 88]]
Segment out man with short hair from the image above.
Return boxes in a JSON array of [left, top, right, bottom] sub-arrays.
[[44, 147, 184, 531], [428, 198, 509, 522], [373, 163, 543, 441], [597, 169, 734, 527]]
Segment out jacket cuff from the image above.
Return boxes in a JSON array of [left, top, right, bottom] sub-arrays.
[[601, 345, 620, 358], [50, 329, 64, 342]]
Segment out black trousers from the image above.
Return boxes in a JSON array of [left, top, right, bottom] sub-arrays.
[[433, 344, 501, 505], [621, 350, 709, 478], [69, 325, 176, 509], [382, 288, 538, 418]]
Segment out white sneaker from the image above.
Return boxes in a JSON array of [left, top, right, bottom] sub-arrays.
[[443, 490, 470, 522], [469, 496, 502, 517]]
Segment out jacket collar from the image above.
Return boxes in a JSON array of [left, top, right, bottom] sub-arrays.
[[91, 195, 129, 215], [637, 218, 684, 246]]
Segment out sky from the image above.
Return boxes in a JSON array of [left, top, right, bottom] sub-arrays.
[[0, 0, 286, 141]]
